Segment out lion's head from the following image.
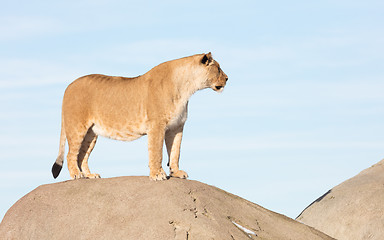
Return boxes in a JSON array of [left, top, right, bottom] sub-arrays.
[[200, 52, 228, 92]]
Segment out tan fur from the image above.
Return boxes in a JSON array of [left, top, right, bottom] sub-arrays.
[[52, 53, 228, 180]]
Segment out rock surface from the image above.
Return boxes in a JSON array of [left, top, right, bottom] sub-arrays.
[[0, 176, 332, 240], [297, 159, 384, 240]]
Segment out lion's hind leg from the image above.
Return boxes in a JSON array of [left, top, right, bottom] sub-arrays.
[[67, 130, 87, 180], [78, 127, 100, 179]]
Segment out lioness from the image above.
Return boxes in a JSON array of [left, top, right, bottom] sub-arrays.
[[52, 52, 228, 181]]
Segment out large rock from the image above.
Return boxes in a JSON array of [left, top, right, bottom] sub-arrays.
[[297, 159, 384, 240], [0, 176, 332, 240]]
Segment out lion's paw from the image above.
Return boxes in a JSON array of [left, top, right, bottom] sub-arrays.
[[85, 173, 101, 179], [71, 171, 85, 180], [149, 168, 167, 181], [170, 170, 188, 179]]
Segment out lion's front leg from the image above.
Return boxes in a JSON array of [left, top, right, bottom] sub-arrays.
[[148, 126, 167, 181], [165, 126, 188, 179]]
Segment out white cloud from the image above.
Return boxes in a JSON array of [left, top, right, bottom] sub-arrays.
[[0, 16, 60, 41], [0, 58, 76, 88], [184, 136, 384, 152]]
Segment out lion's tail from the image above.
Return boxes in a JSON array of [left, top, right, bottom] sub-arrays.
[[52, 112, 66, 179]]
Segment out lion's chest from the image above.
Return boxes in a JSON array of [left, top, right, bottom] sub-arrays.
[[167, 102, 188, 130]]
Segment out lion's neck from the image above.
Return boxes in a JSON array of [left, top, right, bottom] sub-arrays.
[[172, 63, 207, 100]]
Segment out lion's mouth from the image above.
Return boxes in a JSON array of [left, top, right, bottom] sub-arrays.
[[213, 85, 225, 92]]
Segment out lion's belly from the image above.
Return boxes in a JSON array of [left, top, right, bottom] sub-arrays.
[[92, 123, 145, 141]]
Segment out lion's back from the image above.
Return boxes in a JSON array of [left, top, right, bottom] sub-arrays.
[[62, 74, 148, 129]]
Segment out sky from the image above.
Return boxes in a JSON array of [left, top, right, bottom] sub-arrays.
[[1, 0, 384, 220]]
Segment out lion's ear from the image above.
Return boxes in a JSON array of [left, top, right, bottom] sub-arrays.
[[201, 52, 213, 65]]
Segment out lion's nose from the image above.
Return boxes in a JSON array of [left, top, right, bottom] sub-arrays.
[[225, 77, 228, 82], [215, 86, 223, 90]]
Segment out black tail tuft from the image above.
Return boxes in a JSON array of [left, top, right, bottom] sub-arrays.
[[52, 162, 63, 179]]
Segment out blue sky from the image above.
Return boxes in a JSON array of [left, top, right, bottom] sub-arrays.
[[1, 0, 384, 220]]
